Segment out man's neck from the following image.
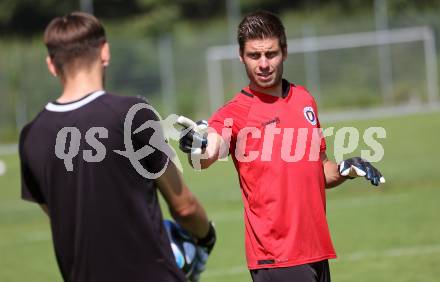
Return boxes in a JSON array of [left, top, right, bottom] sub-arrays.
[[58, 68, 104, 103], [249, 80, 283, 97]]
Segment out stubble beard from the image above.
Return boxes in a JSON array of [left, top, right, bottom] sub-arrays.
[[246, 64, 284, 91]]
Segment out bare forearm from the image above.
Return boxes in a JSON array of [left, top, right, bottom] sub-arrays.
[[170, 196, 210, 239], [187, 153, 217, 170], [187, 133, 224, 170], [323, 159, 346, 189]]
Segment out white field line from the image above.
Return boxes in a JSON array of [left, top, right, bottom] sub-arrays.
[[0, 230, 51, 248], [0, 144, 18, 156], [204, 244, 440, 278], [0, 194, 407, 220], [2, 233, 439, 279], [0, 202, 36, 213], [21, 230, 52, 243], [345, 244, 440, 261]]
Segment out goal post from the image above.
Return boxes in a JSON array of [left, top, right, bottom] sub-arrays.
[[206, 26, 439, 120]]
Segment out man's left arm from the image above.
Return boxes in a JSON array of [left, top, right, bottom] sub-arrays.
[[321, 152, 386, 189], [321, 152, 346, 189]]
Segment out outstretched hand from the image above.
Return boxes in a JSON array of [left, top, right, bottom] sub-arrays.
[[176, 116, 208, 155], [339, 157, 385, 186]]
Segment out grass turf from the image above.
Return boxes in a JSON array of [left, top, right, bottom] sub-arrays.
[[0, 111, 439, 281]]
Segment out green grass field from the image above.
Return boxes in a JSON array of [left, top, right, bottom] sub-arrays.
[[1, 111, 439, 282]]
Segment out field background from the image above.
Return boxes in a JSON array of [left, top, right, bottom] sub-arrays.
[[1, 1, 440, 281], [2, 1, 440, 142], [1, 111, 439, 282]]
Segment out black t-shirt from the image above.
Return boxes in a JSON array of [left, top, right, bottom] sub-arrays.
[[19, 91, 185, 282]]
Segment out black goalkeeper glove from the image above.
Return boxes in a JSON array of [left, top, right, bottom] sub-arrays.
[[339, 157, 386, 186], [176, 116, 208, 155]]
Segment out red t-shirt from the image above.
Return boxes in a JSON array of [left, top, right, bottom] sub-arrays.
[[209, 80, 336, 269]]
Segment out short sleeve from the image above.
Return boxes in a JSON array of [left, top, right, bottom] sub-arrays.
[[209, 99, 250, 156], [130, 100, 175, 174], [208, 102, 233, 135], [209, 99, 250, 136], [19, 125, 46, 204]]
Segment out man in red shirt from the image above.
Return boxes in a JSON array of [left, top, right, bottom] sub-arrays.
[[179, 10, 385, 282]]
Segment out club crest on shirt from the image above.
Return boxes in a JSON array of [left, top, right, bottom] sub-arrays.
[[303, 106, 317, 125]]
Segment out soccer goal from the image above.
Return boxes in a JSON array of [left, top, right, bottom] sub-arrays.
[[206, 26, 439, 122]]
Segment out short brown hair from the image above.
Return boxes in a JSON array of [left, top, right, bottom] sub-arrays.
[[44, 11, 106, 76], [237, 11, 287, 55]]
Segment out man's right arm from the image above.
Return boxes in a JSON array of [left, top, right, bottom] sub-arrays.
[[190, 132, 226, 170], [155, 160, 210, 239], [177, 116, 230, 170]]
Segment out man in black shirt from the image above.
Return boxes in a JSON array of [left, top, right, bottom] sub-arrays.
[[19, 11, 215, 282]]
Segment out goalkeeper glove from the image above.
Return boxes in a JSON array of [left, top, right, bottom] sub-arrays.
[[176, 116, 208, 155], [188, 247, 208, 282], [188, 222, 217, 282], [339, 157, 385, 186]]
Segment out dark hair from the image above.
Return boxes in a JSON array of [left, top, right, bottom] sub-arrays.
[[237, 11, 287, 55], [43, 11, 106, 76]]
